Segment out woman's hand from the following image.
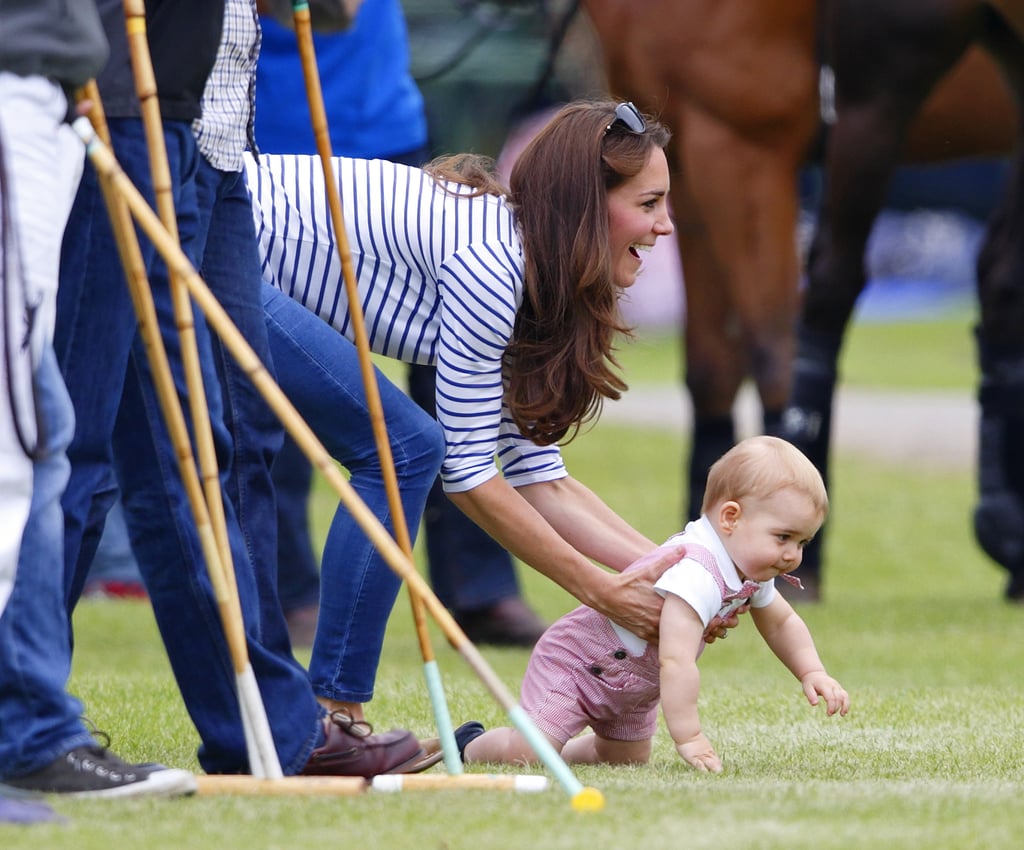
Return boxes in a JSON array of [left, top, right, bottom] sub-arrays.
[[701, 603, 749, 644], [593, 545, 684, 642]]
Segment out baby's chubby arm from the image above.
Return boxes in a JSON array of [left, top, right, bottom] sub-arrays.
[[659, 593, 723, 773], [751, 595, 850, 717]]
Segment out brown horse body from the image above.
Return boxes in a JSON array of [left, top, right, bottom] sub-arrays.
[[584, 1, 819, 513], [781, 0, 1024, 600], [581, 1, 1022, 599]]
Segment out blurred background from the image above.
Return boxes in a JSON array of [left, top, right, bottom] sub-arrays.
[[403, 0, 1008, 329]]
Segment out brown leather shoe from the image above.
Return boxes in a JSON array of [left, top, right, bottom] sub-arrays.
[[401, 737, 445, 773], [455, 597, 548, 648], [302, 711, 425, 778]]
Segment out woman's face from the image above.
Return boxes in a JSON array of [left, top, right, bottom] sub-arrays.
[[606, 146, 673, 289]]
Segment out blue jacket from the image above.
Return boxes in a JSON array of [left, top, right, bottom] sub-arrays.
[[254, 0, 427, 158]]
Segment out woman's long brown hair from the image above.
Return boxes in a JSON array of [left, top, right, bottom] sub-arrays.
[[507, 101, 670, 445], [424, 101, 671, 446]]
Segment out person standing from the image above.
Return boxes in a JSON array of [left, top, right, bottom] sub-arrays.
[[0, 0, 196, 807], [54, 0, 431, 778]]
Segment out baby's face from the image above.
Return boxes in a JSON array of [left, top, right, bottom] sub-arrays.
[[716, 488, 823, 583]]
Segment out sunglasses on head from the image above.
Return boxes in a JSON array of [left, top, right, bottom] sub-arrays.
[[604, 101, 646, 136]]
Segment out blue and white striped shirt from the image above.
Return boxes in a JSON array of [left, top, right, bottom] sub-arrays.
[[244, 152, 568, 493]]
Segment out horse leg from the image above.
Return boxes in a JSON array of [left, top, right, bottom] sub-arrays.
[[782, 0, 983, 593], [672, 174, 746, 520], [785, 106, 905, 589], [972, 11, 1024, 601], [673, 109, 812, 520]]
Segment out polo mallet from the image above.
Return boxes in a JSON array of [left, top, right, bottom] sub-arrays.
[[288, 0, 461, 775], [72, 116, 604, 811], [194, 771, 547, 797]]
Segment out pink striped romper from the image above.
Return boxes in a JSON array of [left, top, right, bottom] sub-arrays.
[[519, 541, 761, 745]]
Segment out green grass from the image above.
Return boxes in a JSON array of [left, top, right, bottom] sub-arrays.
[[8, 310, 1021, 848], [618, 307, 978, 392]]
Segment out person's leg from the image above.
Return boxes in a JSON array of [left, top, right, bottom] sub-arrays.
[[105, 135, 321, 774], [114, 323, 321, 774], [561, 734, 652, 765], [406, 362, 546, 646], [263, 283, 444, 713], [54, 118, 143, 610], [195, 160, 293, 657], [0, 77, 193, 799], [1, 349, 193, 796], [0, 75, 100, 773], [0, 348, 95, 777], [462, 724, 560, 764]]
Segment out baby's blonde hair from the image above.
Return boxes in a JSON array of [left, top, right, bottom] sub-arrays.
[[701, 436, 829, 519]]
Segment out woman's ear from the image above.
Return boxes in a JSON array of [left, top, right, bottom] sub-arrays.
[[717, 500, 741, 534]]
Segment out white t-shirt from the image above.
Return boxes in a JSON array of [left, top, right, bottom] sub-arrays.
[[610, 515, 777, 656], [655, 515, 777, 626]]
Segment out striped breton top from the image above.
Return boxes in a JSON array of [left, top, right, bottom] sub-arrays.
[[243, 151, 568, 494]]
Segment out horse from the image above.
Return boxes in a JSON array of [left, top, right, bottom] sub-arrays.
[[575, 0, 1019, 598], [415, 0, 1020, 597], [778, 0, 1024, 601]]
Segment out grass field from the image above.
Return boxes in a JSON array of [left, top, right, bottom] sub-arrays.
[[6, 309, 1023, 849]]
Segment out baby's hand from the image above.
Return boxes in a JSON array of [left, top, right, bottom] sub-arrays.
[[676, 733, 723, 773], [801, 671, 850, 717]]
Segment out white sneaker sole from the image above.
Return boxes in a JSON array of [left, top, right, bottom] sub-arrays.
[[69, 768, 197, 799]]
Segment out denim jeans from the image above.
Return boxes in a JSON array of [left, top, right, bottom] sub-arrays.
[[54, 120, 320, 774], [194, 157, 292, 659], [262, 282, 445, 703], [0, 349, 95, 778], [0, 76, 96, 778]]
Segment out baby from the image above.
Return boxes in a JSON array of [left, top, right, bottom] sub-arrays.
[[456, 435, 849, 772]]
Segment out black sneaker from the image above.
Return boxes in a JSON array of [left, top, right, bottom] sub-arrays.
[[3, 746, 196, 799]]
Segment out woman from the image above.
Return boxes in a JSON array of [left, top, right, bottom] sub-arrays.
[[244, 100, 685, 724]]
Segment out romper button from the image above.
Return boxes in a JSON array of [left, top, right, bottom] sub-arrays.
[[589, 665, 603, 676], [613, 650, 627, 660]]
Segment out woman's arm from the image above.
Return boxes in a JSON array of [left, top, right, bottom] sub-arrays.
[[516, 476, 656, 569], [448, 475, 681, 641]]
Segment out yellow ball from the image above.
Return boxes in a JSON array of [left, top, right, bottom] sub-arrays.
[[571, 786, 605, 812]]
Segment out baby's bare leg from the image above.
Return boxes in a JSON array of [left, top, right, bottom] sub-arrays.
[[561, 734, 652, 765], [464, 726, 561, 765]]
